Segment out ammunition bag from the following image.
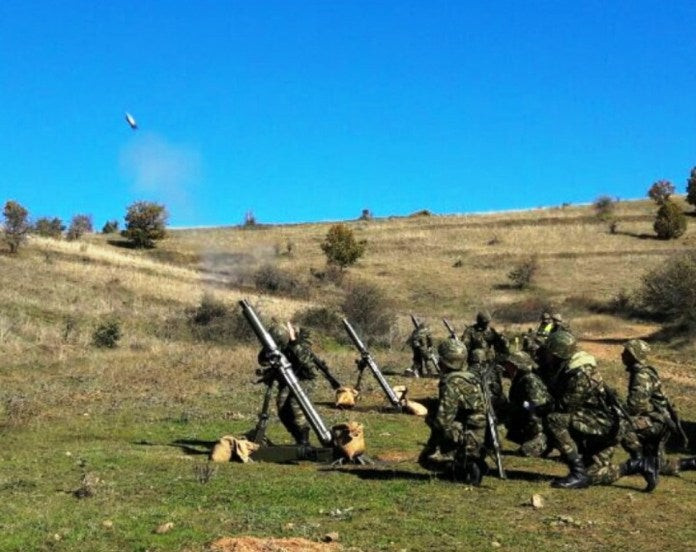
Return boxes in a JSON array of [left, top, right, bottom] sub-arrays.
[[210, 435, 260, 463], [332, 421, 366, 459], [335, 386, 359, 409]]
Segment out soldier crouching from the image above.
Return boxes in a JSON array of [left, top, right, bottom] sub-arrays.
[[419, 340, 488, 486]]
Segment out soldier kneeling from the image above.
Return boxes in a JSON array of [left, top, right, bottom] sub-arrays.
[[419, 340, 488, 486]]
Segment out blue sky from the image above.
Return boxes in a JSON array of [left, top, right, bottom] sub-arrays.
[[1, 2, 695, 227]]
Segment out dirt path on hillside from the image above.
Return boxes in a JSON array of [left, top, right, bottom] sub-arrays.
[[573, 317, 661, 362]]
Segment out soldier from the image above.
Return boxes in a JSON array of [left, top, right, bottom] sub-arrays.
[[258, 322, 317, 446], [501, 351, 552, 457], [550, 313, 570, 334], [619, 339, 696, 474], [460, 310, 508, 363], [419, 340, 488, 485], [543, 331, 658, 490], [536, 312, 554, 340], [407, 320, 437, 377], [468, 348, 507, 420]]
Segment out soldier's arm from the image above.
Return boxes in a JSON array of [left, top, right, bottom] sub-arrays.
[[524, 374, 552, 409], [626, 369, 654, 416], [557, 369, 591, 411], [286, 341, 317, 379]]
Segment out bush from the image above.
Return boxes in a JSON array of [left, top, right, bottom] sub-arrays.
[[102, 220, 119, 234], [66, 214, 93, 241], [637, 252, 696, 331], [292, 306, 345, 342], [648, 180, 676, 204], [593, 195, 616, 222], [3, 200, 30, 254], [359, 209, 373, 221], [653, 199, 687, 239], [253, 264, 308, 298], [123, 201, 168, 248], [33, 217, 65, 239], [243, 210, 257, 227], [188, 293, 256, 344], [507, 256, 539, 289], [92, 318, 122, 348], [321, 224, 366, 270], [341, 280, 395, 346], [687, 167, 696, 210]]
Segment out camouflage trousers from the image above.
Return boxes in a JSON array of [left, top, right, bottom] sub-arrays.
[[276, 385, 310, 443], [506, 418, 548, 457], [419, 423, 486, 475], [546, 409, 616, 459], [621, 417, 681, 476]]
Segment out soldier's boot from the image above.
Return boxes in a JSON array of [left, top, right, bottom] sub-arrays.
[[463, 460, 484, 487], [620, 457, 659, 492], [679, 457, 696, 471], [551, 454, 590, 489], [298, 427, 311, 447]]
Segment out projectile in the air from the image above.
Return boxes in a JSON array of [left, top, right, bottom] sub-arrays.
[[125, 112, 138, 130]]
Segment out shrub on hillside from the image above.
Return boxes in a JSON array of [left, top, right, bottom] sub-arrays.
[[687, 166, 696, 211], [653, 200, 687, 239], [321, 224, 366, 270], [507, 256, 539, 289], [187, 293, 255, 344], [593, 195, 616, 222], [101, 220, 119, 234], [123, 201, 168, 248], [253, 264, 308, 298], [648, 180, 676, 204], [66, 214, 93, 241], [494, 297, 549, 324], [292, 306, 345, 342], [33, 217, 65, 239], [92, 318, 122, 348], [359, 208, 373, 221], [2, 200, 30, 254], [637, 252, 696, 331], [341, 280, 395, 346], [243, 210, 257, 228]]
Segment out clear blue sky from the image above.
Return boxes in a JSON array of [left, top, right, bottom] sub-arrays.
[[1, 1, 695, 227]]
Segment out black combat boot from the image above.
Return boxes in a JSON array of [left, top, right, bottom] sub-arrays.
[[551, 454, 590, 489], [298, 427, 311, 446], [620, 457, 659, 492], [463, 460, 483, 487], [679, 457, 696, 471]]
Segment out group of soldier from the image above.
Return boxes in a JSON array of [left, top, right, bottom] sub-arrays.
[[413, 310, 695, 489], [254, 310, 695, 491]]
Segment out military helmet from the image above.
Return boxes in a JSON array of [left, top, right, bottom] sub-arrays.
[[545, 330, 576, 360], [551, 313, 563, 323], [438, 339, 468, 372], [298, 327, 313, 344], [624, 339, 650, 362], [476, 310, 492, 325], [541, 311, 551, 321], [268, 324, 289, 349], [468, 348, 488, 364], [504, 351, 536, 371]]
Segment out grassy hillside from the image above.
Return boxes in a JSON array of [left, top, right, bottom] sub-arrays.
[[1, 199, 695, 551]]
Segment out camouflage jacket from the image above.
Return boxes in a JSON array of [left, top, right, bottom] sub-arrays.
[[259, 340, 317, 383], [433, 369, 486, 443], [509, 368, 551, 413], [409, 327, 433, 355], [549, 351, 606, 412], [460, 325, 508, 361], [626, 363, 670, 418]]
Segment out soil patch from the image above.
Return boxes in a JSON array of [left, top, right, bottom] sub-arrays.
[[210, 536, 340, 552]]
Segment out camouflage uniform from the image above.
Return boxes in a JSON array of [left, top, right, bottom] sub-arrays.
[[468, 348, 507, 421], [543, 331, 657, 490], [550, 313, 571, 335], [619, 340, 696, 475], [409, 323, 436, 376], [460, 311, 509, 363], [420, 340, 488, 485], [535, 312, 554, 340], [502, 351, 552, 457], [260, 323, 317, 445]]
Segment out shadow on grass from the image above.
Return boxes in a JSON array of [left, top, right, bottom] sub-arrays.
[[612, 230, 661, 240], [330, 465, 556, 484], [106, 239, 138, 249], [168, 438, 217, 456]]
